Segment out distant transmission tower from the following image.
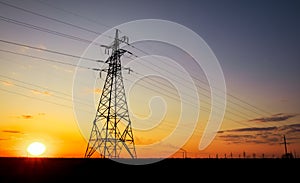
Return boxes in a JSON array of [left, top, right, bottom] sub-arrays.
[[84, 29, 137, 158]]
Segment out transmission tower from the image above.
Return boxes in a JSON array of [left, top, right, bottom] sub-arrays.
[[84, 29, 137, 159]]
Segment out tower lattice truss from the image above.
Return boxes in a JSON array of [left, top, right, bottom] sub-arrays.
[[84, 29, 136, 158]]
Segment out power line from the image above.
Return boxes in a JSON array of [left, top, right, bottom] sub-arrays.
[[0, 75, 92, 107], [125, 43, 272, 118], [0, 46, 201, 111], [122, 43, 297, 129], [0, 42, 233, 119], [0, 39, 287, 134], [0, 15, 104, 46], [0, 75, 285, 142], [0, 87, 72, 108], [0, 0, 281, 121], [120, 39, 283, 124], [0, 0, 290, 122], [124, 77, 263, 131], [1, 13, 212, 108], [0, 1, 297, 154], [0, 54, 213, 135], [34, 0, 114, 30], [0, 57, 256, 135], [0, 49, 95, 70], [120, 54, 268, 124], [0, 39, 104, 63], [0, 76, 67, 96], [0, 38, 279, 131], [0, 59, 286, 142], [0, 1, 292, 132], [0, 1, 103, 35], [0, 73, 205, 136], [0, 78, 71, 101], [130, 69, 255, 120]]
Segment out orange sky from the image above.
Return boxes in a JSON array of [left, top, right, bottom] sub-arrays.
[[1, 0, 300, 159]]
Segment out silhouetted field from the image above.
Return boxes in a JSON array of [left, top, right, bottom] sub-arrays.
[[0, 157, 298, 182]]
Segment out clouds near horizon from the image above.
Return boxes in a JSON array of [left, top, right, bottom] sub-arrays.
[[217, 123, 300, 145], [249, 113, 298, 123]]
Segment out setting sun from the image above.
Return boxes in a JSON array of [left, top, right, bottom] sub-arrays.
[[27, 142, 46, 156]]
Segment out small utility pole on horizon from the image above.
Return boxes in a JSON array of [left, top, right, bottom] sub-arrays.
[[282, 134, 294, 159]]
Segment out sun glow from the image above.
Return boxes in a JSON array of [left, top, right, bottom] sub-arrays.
[[27, 142, 46, 156]]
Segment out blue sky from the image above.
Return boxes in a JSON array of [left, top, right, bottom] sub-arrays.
[[22, 0, 300, 111]]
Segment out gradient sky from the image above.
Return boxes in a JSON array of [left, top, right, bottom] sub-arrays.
[[0, 0, 299, 158]]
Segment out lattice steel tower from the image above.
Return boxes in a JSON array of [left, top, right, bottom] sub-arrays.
[[84, 29, 137, 158]]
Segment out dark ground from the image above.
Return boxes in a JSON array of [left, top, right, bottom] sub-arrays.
[[0, 157, 298, 182]]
